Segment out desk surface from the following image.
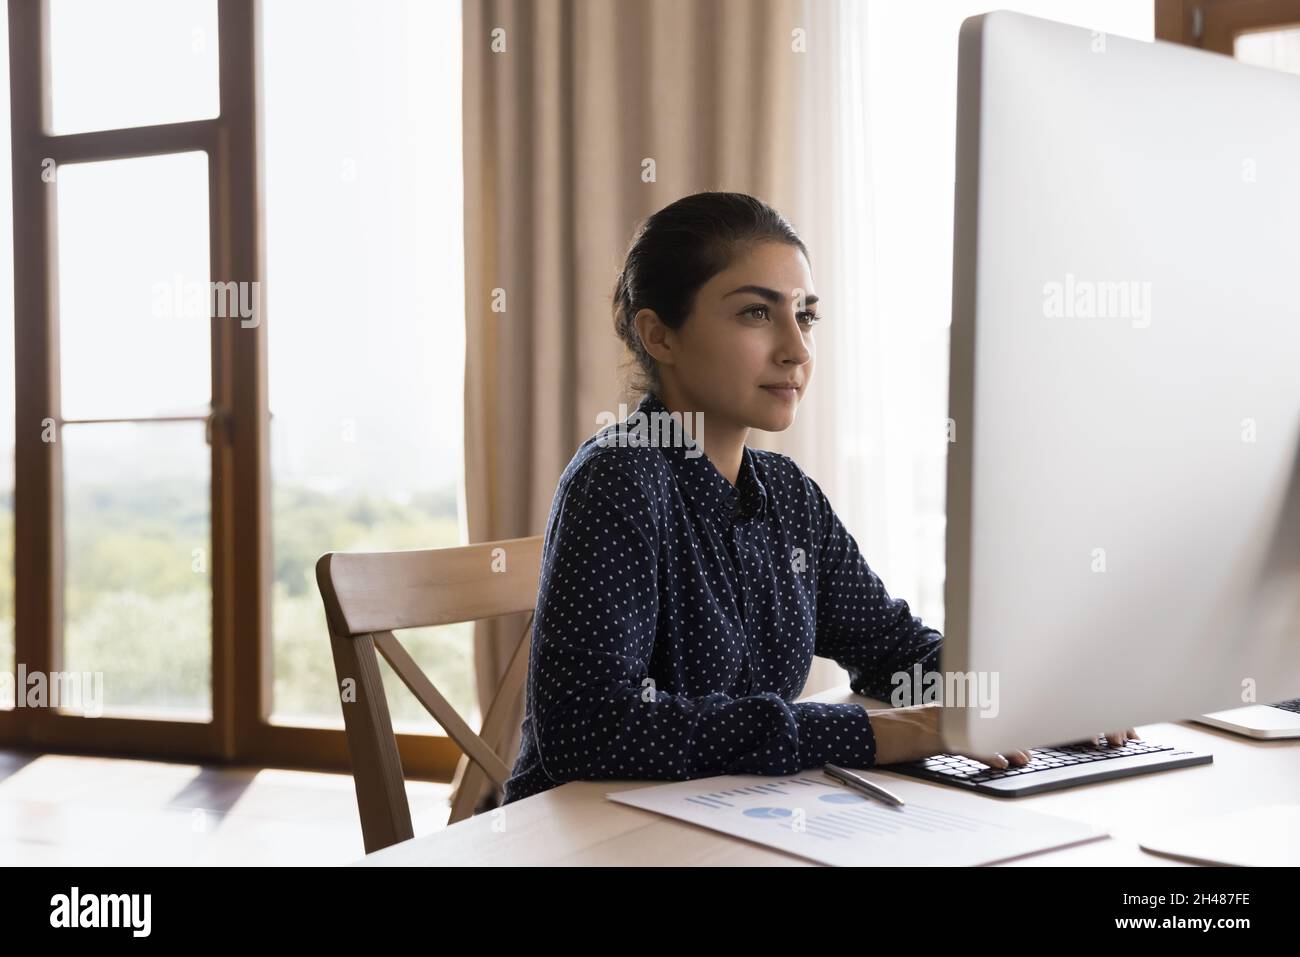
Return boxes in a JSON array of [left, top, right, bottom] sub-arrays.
[[357, 686, 1299, 866]]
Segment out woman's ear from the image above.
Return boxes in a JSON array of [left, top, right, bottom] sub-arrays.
[[634, 308, 674, 368]]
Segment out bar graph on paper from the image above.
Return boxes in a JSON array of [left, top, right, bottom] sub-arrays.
[[683, 775, 1006, 839], [607, 772, 1105, 866]]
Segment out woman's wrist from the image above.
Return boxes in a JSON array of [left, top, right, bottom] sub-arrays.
[[866, 703, 942, 765]]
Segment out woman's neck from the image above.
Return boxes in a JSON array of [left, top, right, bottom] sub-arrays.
[[654, 385, 748, 487]]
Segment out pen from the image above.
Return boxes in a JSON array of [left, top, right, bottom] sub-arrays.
[[823, 762, 905, 807]]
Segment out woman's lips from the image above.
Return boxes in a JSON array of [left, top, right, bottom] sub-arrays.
[[760, 385, 798, 402]]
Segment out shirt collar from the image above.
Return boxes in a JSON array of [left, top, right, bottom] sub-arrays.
[[629, 391, 768, 524]]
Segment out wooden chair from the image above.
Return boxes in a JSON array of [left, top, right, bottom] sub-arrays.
[[315, 534, 543, 854]]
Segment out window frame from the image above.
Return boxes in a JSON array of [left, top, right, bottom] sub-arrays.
[[2, 0, 458, 781], [1156, 0, 1300, 52]]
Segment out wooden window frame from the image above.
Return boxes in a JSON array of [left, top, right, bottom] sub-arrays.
[[1157, 0, 1300, 52], [1, 0, 457, 781]]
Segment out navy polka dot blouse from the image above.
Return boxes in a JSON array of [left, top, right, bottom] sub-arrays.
[[502, 390, 943, 804]]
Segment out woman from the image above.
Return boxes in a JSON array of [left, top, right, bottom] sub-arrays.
[[502, 191, 1136, 804]]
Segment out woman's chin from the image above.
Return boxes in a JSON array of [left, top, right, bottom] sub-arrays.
[[753, 403, 798, 432]]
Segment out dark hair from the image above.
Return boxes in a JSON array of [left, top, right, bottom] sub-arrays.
[[611, 191, 810, 399]]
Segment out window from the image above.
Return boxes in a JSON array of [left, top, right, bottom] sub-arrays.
[[261, 0, 470, 732], [2, 0, 467, 777], [830, 1, 1155, 631], [5, 0, 230, 754], [1168, 0, 1300, 65], [56, 151, 213, 720], [1234, 25, 1300, 72], [49, 0, 220, 135]]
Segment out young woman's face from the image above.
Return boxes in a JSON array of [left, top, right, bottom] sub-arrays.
[[651, 240, 818, 434]]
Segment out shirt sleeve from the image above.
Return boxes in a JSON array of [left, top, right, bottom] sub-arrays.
[[805, 471, 944, 704], [528, 451, 879, 785]]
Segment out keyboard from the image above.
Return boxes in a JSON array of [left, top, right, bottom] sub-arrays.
[[1270, 698, 1300, 715], [882, 739, 1213, 797]]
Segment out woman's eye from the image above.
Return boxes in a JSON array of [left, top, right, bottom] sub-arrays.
[[741, 305, 821, 325], [743, 306, 821, 328]]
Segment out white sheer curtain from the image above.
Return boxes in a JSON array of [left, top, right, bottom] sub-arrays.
[[798, 1, 1156, 695]]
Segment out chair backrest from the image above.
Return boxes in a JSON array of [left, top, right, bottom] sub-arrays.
[[316, 534, 544, 854]]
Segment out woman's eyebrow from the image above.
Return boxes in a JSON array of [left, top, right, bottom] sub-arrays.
[[723, 284, 819, 305]]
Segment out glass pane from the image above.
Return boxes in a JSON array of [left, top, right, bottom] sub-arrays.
[[1235, 25, 1300, 74], [56, 152, 211, 420], [0, 11, 11, 709], [261, 0, 470, 730], [50, 0, 219, 135], [62, 421, 211, 719]]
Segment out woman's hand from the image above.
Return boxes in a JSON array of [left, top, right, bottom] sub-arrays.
[[1080, 728, 1143, 749], [866, 702, 946, 765], [867, 704, 1141, 769], [982, 727, 1143, 768]]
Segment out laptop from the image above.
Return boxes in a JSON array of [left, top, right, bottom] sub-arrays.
[[1194, 699, 1300, 739]]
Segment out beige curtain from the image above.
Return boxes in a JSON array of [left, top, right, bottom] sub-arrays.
[[460, 0, 852, 811]]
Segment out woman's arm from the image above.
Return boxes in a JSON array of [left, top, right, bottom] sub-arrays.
[[528, 451, 879, 784], [805, 471, 943, 704]]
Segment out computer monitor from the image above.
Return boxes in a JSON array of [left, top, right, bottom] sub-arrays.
[[940, 10, 1300, 757]]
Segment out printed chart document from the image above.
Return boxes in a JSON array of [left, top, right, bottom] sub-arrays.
[[608, 770, 1106, 866]]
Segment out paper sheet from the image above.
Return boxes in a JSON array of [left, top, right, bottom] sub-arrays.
[[607, 770, 1107, 866]]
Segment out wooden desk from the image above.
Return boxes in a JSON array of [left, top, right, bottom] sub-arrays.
[[356, 685, 1299, 866]]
